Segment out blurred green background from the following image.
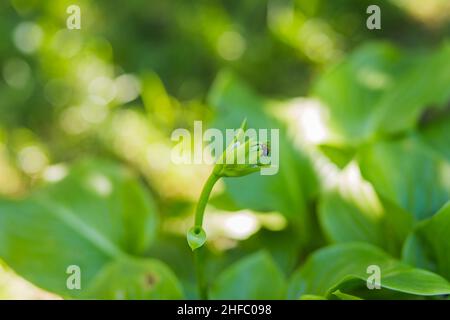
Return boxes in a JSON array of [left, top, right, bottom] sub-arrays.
[[0, 0, 449, 299]]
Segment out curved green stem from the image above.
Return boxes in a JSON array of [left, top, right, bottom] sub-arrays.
[[191, 172, 220, 300], [194, 172, 220, 228]]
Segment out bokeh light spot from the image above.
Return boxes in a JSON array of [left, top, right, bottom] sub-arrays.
[[2, 58, 31, 89], [217, 31, 246, 61], [13, 22, 43, 54]]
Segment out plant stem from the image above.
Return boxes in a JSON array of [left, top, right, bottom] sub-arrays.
[[194, 172, 220, 228], [192, 172, 220, 300], [194, 247, 207, 299]]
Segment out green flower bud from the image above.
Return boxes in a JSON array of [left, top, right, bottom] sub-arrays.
[[213, 119, 270, 177]]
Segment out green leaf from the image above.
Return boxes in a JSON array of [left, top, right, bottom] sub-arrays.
[[374, 43, 450, 135], [299, 294, 327, 300], [402, 233, 436, 272], [319, 192, 383, 246], [0, 159, 181, 299], [83, 258, 183, 299], [40, 159, 158, 255], [209, 251, 287, 299], [313, 42, 450, 145], [418, 115, 450, 161], [358, 137, 450, 220], [318, 162, 413, 256], [288, 243, 450, 299], [319, 191, 413, 256], [402, 202, 450, 281], [147, 234, 198, 299], [332, 290, 362, 300], [233, 228, 303, 276], [318, 144, 356, 169], [312, 42, 404, 145]]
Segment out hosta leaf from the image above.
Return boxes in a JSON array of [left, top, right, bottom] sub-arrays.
[[209, 251, 287, 299], [299, 294, 327, 300], [147, 234, 198, 299], [318, 163, 413, 256], [374, 43, 450, 134], [38, 159, 159, 255], [312, 42, 404, 145], [319, 192, 413, 256], [288, 243, 450, 299], [313, 42, 450, 145], [402, 202, 450, 281], [319, 191, 383, 245], [0, 159, 181, 299], [318, 144, 356, 169], [331, 290, 362, 300], [418, 115, 450, 161], [402, 233, 436, 272], [231, 228, 303, 276], [83, 258, 183, 299], [358, 137, 450, 220]]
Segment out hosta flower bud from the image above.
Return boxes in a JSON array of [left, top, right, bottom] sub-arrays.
[[213, 119, 270, 177]]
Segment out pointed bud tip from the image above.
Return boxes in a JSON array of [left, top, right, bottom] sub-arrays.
[[240, 118, 247, 131]]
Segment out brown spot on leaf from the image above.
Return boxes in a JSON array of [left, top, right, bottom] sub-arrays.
[[144, 273, 158, 288]]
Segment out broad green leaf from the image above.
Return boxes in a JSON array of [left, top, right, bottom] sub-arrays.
[[319, 192, 413, 256], [233, 228, 303, 276], [331, 290, 362, 300], [374, 43, 450, 134], [299, 294, 327, 300], [379, 198, 416, 255], [0, 197, 110, 298], [208, 71, 318, 244], [39, 159, 159, 255], [147, 234, 198, 299], [312, 42, 404, 145], [358, 137, 450, 220], [402, 234, 436, 275], [318, 163, 413, 255], [402, 202, 450, 281], [318, 144, 356, 169], [83, 258, 183, 299], [209, 251, 287, 299], [288, 243, 450, 299], [418, 115, 450, 161], [0, 159, 181, 299], [319, 192, 383, 246], [313, 42, 450, 145]]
